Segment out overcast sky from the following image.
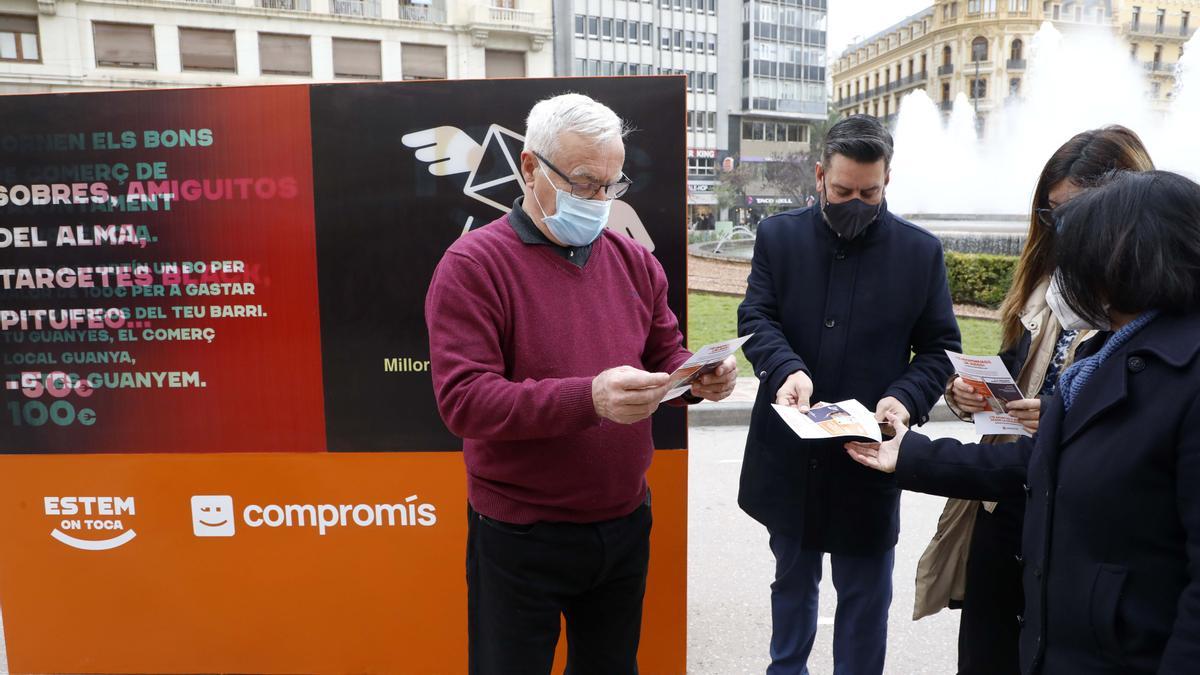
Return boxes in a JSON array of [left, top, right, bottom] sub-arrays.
[[826, 0, 934, 57]]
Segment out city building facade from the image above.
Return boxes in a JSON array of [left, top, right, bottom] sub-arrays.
[[0, 0, 552, 93], [552, 0, 825, 226], [722, 0, 827, 221], [831, 1, 1197, 132], [552, 0, 721, 222]]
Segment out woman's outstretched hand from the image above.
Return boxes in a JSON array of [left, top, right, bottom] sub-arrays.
[[844, 410, 908, 474]]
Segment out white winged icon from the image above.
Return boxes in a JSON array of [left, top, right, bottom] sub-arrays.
[[402, 124, 657, 252]]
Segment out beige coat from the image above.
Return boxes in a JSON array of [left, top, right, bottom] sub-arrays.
[[912, 280, 1093, 620]]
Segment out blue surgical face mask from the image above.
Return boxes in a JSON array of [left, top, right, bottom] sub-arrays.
[[531, 164, 612, 247]]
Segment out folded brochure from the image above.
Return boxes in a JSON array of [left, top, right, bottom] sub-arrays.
[[772, 399, 882, 443], [945, 350, 1032, 437], [661, 334, 754, 402]]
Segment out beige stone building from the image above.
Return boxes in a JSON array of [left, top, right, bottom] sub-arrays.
[[831, 1, 1197, 132], [0, 0, 552, 93]]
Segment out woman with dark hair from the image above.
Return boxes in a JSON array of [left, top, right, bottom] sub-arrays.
[[848, 170, 1200, 673], [915, 125, 1155, 675]]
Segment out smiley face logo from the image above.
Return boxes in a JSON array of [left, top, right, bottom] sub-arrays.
[[191, 495, 235, 537]]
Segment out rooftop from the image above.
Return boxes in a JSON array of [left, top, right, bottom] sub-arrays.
[[839, 6, 935, 58]]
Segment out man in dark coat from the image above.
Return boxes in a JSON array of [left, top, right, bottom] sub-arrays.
[[737, 115, 960, 674]]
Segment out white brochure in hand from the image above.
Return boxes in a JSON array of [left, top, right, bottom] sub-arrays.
[[661, 334, 754, 402], [772, 400, 882, 443], [945, 350, 1033, 437]]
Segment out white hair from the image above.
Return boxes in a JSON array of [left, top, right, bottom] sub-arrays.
[[523, 93, 628, 161]]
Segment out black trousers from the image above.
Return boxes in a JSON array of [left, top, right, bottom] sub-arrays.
[[958, 498, 1025, 675], [466, 500, 652, 675]]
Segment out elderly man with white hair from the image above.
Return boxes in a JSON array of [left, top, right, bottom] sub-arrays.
[[425, 93, 737, 673]]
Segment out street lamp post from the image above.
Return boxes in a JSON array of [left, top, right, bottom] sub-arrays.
[[973, 57, 983, 137]]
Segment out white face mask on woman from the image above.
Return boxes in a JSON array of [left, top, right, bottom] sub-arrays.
[[1045, 273, 1111, 332]]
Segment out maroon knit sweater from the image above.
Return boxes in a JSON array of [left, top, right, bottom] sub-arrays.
[[425, 214, 692, 524]]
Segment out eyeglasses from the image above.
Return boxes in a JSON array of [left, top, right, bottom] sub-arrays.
[[1035, 207, 1063, 230], [534, 151, 633, 201]]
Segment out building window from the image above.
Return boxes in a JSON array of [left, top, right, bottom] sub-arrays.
[[642, 23, 652, 44], [1184, 11, 1191, 36], [1152, 81, 1162, 98], [1130, 42, 1139, 59], [970, 77, 987, 99], [333, 38, 381, 79], [0, 14, 39, 62], [1009, 77, 1021, 95], [588, 16, 599, 37], [1131, 6, 1140, 31], [709, 111, 716, 131], [259, 33, 310, 76], [1052, 3, 1060, 20], [485, 49, 524, 78], [689, 156, 715, 176], [708, 33, 716, 54], [401, 43, 447, 80], [1011, 38, 1023, 61], [942, 81, 951, 101], [685, 30, 694, 50], [972, 36, 988, 61], [602, 17, 613, 39], [1156, 8, 1165, 34], [674, 29, 683, 50], [93, 22, 155, 69], [968, 0, 980, 13], [574, 15, 584, 37], [710, 72, 716, 92], [179, 27, 236, 73], [616, 19, 626, 40], [660, 27, 670, 48], [943, 44, 952, 66]]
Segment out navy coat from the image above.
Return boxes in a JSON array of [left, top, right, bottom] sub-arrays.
[[897, 311, 1200, 673], [737, 206, 960, 554]]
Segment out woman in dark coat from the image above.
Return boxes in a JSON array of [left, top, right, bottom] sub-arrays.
[[847, 170, 1200, 674]]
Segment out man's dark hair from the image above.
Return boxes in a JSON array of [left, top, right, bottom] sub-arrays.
[[1055, 170, 1200, 324], [821, 115, 894, 169]]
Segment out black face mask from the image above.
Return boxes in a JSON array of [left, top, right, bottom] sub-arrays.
[[820, 187, 884, 240]]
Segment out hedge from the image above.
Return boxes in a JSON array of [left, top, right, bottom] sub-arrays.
[[944, 251, 1018, 308]]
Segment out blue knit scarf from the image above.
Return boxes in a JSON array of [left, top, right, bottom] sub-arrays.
[[1059, 310, 1160, 411]]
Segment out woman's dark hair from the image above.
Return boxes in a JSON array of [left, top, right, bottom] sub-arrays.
[[1054, 170, 1200, 324], [999, 125, 1154, 348]]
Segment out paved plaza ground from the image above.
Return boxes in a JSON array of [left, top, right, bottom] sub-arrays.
[[687, 422, 977, 675]]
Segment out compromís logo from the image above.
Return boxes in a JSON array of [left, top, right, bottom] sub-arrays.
[[45, 496, 137, 551], [189, 494, 438, 537]]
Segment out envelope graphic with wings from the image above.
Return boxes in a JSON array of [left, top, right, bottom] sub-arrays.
[[401, 124, 656, 251]]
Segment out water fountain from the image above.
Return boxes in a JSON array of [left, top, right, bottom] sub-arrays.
[[889, 21, 1200, 254]]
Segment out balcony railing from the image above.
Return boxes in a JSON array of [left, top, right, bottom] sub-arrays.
[[1145, 61, 1175, 73], [1007, 58, 1026, 70], [937, 64, 954, 75], [398, 3, 446, 22], [939, 100, 953, 112], [333, 0, 381, 17], [476, 5, 538, 27], [257, 0, 310, 9], [182, 0, 236, 5], [1129, 22, 1193, 39]]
